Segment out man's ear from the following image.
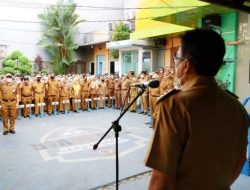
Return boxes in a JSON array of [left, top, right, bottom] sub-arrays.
[[183, 60, 195, 74]]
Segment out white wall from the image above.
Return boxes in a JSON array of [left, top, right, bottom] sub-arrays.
[[0, 0, 124, 61]]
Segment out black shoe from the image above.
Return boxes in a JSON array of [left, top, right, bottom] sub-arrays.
[[130, 110, 136, 112], [48, 113, 52, 116], [149, 125, 153, 128], [3, 131, 8, 135], [35, 114, 39, 117], [139, 111, 144, 114], [9, 129, 15, 134], [144, 112, 148, 115]]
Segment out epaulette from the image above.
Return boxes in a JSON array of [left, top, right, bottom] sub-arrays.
[[225, 89, 239, 99], [157, 88, 180, 103]]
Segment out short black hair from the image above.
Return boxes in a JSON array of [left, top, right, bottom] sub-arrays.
[[181, 28, 225, 76]]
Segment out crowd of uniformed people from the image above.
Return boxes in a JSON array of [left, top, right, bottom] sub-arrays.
[[0, 67, 177, 135]]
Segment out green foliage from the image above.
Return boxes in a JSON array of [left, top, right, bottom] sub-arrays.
[[38, 0, 84, 74], [1, 51, 32, 75], [11, 51, 22, 59], [41, 69, 49, 75], [111, 22, 130, 60], [112, 22, 131, 41]]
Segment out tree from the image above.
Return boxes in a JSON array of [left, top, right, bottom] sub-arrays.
[[38, 0, 84, 74], [0, 51, 32, 75], [34, 54, 43, 71], [111, 22, 131, 60]]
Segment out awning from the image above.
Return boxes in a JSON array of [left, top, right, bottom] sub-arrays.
[[106, 39, 154, 49]]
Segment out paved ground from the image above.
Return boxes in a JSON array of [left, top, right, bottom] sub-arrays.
[[0, 108, 249, 190]]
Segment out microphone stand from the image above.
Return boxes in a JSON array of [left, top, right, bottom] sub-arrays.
[[93, 86, 146, 190]]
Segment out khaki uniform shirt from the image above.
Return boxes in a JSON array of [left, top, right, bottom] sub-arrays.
[[106, 78, 115, 89], [47, 80, 60, 96], [145, 76, 249, 190], [99, 81, 107, 95], [81, 80, 90, 93], [60, 83, 71, 97], [33, 81, 45, 94], [21, 83, 32, 97], [0, 82, 19, 101]]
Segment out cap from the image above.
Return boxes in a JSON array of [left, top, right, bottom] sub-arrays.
[[36, 74, 42, 78], [24, 76, 29, 80], [6, 73, 13, 78]]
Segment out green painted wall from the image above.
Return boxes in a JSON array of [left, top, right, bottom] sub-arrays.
[[198, 12, 238, 92], [216, 12, 238, 92]]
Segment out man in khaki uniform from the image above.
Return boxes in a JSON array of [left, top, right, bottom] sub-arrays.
[[121, 75, 130, 109], [114, 75, 121, 109], [1, 74, 19, 135], [71, 77, 81, 112], [98, 77, 107, 109], [47, 74, 60, 115], [32, 74, 45, 117], [139, 71, 149, 114], [148, 73, 160, 128], [89, 76, 99, 110], [129, 71, 138, 112], [106, 75, 115, 108], [80, 74, 89, 111], [145, 29, 249, 190], [20, 76, 33, 117], [59, 77, 71, 113]]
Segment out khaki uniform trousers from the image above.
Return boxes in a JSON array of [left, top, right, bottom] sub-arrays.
[[34, 93, 44, 115], [81, 92, 89, 110], [107, 88, 114, 107], [114, 90, 121, 109], [59, 96, 70, 112], [130, 88, 137, 112], [21, 96, 32, 117], [99, 94, 106, 108], [141, 94, 149, 113], [121, 89, 129, 109], [72, 94, 81, 111], [47, 95, 58, 114], [90, 94, 98, 109], [2, 100, 16, 132]]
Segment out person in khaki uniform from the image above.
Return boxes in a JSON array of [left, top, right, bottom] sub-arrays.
[[148, 73, 160, 128], [159, 68, 175, 95], [121, 75, 130, 109], [145, 29, 249, 190], [89, 76, 99, 110], [114, 75, 121, 109], [71, 77, 81, 112], [80, 74, 89, 111], [106, 75, 115, 108], [20, 76, 33, 117], [129, 71, 138, 112], [32, 74, 46, 117], [47, 74, 60, 115], [98, 77, 107, 109], [138, 71, 149, 114], [1, 73, 19, 135], [59, 77, 71, 113]]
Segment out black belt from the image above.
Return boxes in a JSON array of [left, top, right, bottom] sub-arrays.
[[3, 99, 16, 102], [35, 92, 44, 94]]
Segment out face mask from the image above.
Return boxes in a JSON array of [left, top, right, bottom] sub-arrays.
[[6, 78, 12, 83], [37, 78, 41, 82], [51, 77, 55, 80]]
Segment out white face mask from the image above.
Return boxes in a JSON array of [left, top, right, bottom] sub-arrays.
[[6, 78, 12, 83]]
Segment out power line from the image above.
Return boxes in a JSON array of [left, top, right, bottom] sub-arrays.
[[0, 27, 110, 35], [0, 16, 158, 24], [0, 0, 199, 10]]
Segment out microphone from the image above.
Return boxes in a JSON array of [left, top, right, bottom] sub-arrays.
[[131, 80, 160, 88]]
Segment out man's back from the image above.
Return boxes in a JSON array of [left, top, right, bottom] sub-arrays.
[[145, 77, 249, 190]]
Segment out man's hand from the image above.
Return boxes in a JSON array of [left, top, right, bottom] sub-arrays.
[[148, 170, 175, 190]]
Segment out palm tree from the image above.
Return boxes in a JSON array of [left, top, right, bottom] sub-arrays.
[[39, 0, 84, 74]]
